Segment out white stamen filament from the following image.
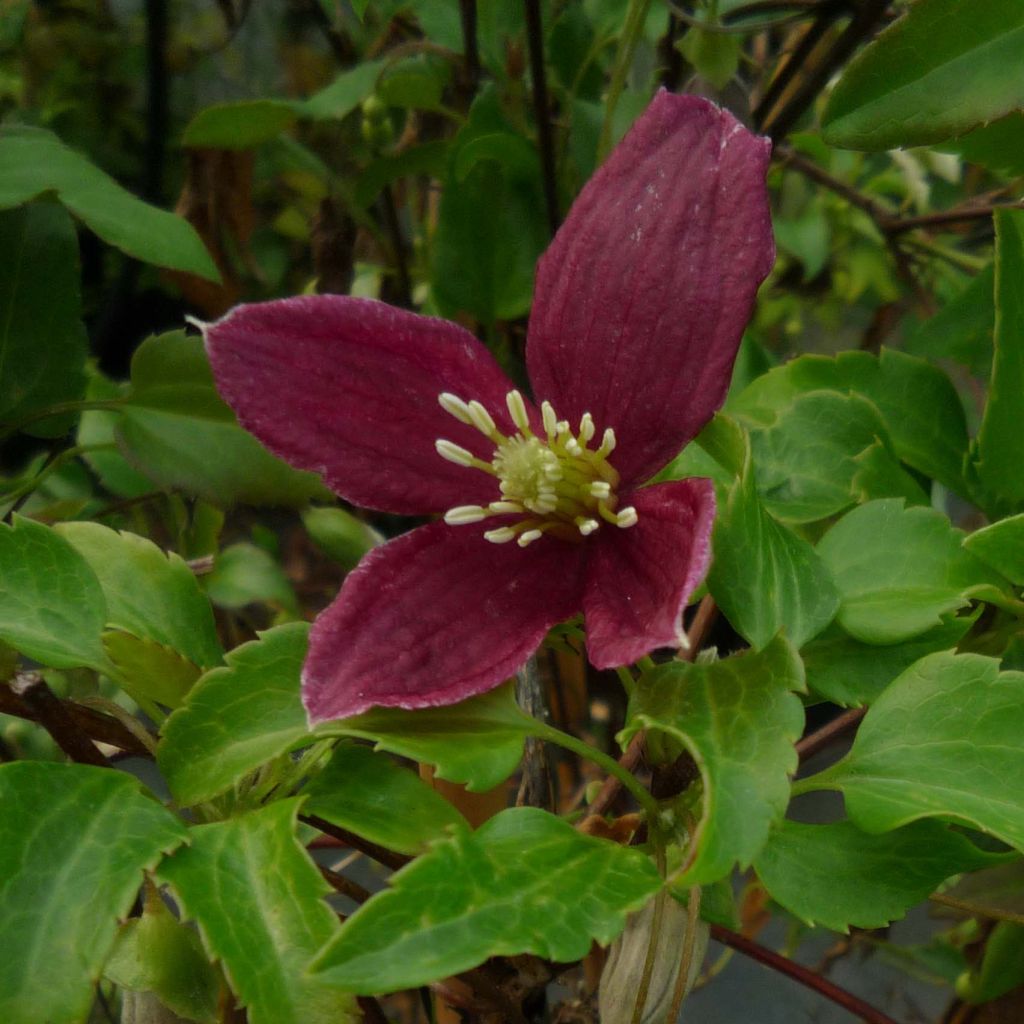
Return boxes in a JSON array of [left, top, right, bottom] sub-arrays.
[[484, 527, 517, 544], [467, 400, 497, 437], [506, 390, 531, 433], [488, 500, 522, 514], [541, 401, 557, 439], [517, 529, 543, 547], [576, 517, 599, 536], [438, 392, 473, 424], [435, 439, 475, 466], [578, 413, 595, 443], [444, 505, 487, 525]]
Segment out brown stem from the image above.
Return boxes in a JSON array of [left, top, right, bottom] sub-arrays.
[[302, 815, 409, 871], [458, 0, 480, 94], [9, 673, 110, 766], [356, 995, 390, 1024], [319, 865, 372, 904], [795, 706, 866, 764], [0, 683, 152, 756], [378, 184, 413, 309], [524, 0, 560, 236], [887, 201, 1024, 234], [710, 925, 904, 1024]]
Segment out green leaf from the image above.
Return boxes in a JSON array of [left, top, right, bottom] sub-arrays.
[[157, 800, 355, 1024], [311, 807, 661, 993], [708, 445, 840, 649], [432, 89, 547, 322], [304, 742, 467, 855], [204, 542, 299, 614], [749, 391, 896, 523], [159, 623, 312, 807], [940, 860, 1024, 919], [621, 637, 806, 885], [104, 898, 219, 1024], [821, 0, 1024, 150], [325, 682, 534, 792], [810, 651, 1024, 851], [945, 112, 1024, 179], [730, 348, 970, 495], [817, 499, 1005, 644], [118, 332, 328, 508], [377, 56, 451, 112], [0, 514, 109, 670], [102, 631, 203, 710], [970, 209, 1024, 513], [301, 506, 382, 570], [0, 762, 187, 1024], [299, 60, 385, 120], [0, 203, 87, 436], [0, 125, 218, 280], [679, 26, 740, 90], [958, 922, 1024, 1004], [56, 521, 222, 670], [802, 618, 971, 707], [182, 100, 298, 149], [755, 819, 1002, 933], [965, 513, 1024, 585]]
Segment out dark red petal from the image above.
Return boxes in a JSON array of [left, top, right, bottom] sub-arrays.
[[302, 521, 586, 722], [527, 92, 774, 486], [205, 295, 525, 515], [583, 478, 715, 668]]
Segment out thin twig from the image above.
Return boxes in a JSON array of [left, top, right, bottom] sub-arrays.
[[378, 184, 413, 308], [710, 924, 904, 1024], [458, 0, 480, 95], [319, 864, 372, 904], [795, 706, 866, 764], [524, 0, 560, 235], [9, 673, 111, 767], [928, 892, 1024, 928], [357, 995, 391, 1024], [302, 815, 409, 871], [887, 201, 1024, 234]]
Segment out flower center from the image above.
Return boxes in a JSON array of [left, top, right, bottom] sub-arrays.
[[434, 389, 637, 547]]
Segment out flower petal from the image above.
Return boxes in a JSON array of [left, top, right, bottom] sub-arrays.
[[583, 478, 715, 668], [527, 92, 774, 486], [302, 521, 586, 722], [205, 295, 524, 514]]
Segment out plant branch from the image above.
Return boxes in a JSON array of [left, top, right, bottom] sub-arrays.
[[319, 864, 372, 904], [709, 924, 903, 1024], [928, 892, 1024, 928], [0, 399, 126, 442], [598, 0, 653, 162], [458, 0, 480, 94], [796, 706, 866, 763], [524, 0, 560, 235], [302, 815, 409, 871], [378, 184, 413, 308], [8, 673, 111, 766]]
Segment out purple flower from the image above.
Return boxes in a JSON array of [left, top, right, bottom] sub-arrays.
[[205, 92, 774, 724]]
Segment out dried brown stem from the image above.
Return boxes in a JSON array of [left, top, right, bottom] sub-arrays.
[[795, 706, 866, 764], [9, 673, 111, 766], [302, 815, 409, 872]]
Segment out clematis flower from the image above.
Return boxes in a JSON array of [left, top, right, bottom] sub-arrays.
[[204, 91, 774, 724]]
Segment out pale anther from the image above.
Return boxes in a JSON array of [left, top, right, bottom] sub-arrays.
[[576, 517, 599, 536], [488, 501, 522, 514], [589, 481, 611, 499], [601, 428, 617, 453], [541, 401, 558, 439], [467, 400, 497, 437], [565, 438, 583, 456], [518, 529, 543, 547], [435, 439, 475, 467], [579, 413, 595, 443], [506, 390, 531, 433], [444, 505, 487, 525], [484, 527, 517, 544], [438, 392, 473, 424], [616, 506, 638, 528]]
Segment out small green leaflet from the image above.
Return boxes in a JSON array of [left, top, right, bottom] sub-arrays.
[[621, 636, 806, 885], [821, 0, 1024, 150], [754, 819, 1002, 933], [303, 743, 467, 855], [325, 681, 536, 792], [0, 763, 187, 1024], [0, 124, 218, 280], [707, 440, 839, 649], [817, 499, 1007, 645], [0, 515, 110, 671], [958, 922, 1024, 1005], [311, 807, 661, 993], [964, 513, 1024, 585], [157, 800, 355, 1024], [805, 652, 1024, 851], [159, 623, 313, 806]]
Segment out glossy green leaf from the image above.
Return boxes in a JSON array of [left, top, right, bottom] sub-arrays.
[[821, 0, 1024, 150], [946, 112, 1024, 179], [970, 210, 1024, 513], [679, 26, 740, 90], [311, 807, 661, 993], [204, 542, 298, 614], [0, 762, 187, 1024], [621, 636, 806, 885], [159, 623, 312, 806], [118, 332, 328, 508], [299, 60, 385, 120], [102, 631, 202, 710], [731, 348, 970, 494], [802, 618, 971, 706], [301, 507, 381, 570], [817, 499, 1005, 644], [964, 513, 1024, 585], [708, 445, 839, 649], [104, 898, 219, 1024], [0, 203, 87, 436], [304, 742, 467, 854], [0, 125, 218, 280], [0, 514, 109, 670], [749, 391, 896, 523], [326, 682, 534, 792], [809, 652, 1024, 851], [755, 819, 1001, 933], [56, 521, 222, 670], [157, 800, 355, 1024], [958, 922, 1024, 1004]]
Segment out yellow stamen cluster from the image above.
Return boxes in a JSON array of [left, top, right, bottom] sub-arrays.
[[435, 389, 637, 547]]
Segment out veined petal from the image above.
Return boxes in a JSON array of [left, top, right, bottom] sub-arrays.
[[302, 521, 586, 723], [527, 92, 774, 487], [205, 296, 524, 515], [583, 478, 715, 668]]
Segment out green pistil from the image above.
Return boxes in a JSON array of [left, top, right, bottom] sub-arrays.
[[436, 389, 638, 546]]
